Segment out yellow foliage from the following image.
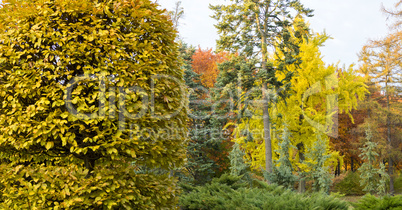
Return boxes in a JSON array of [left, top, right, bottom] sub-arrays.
[[0, 0, 187, 208], [233, 20, 367, 174]]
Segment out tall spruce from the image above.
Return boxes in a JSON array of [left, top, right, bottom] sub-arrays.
[[307, 134, 332, 194], [265, 125, 297, 189], [210, 0, 313, 176], [358, 126, 390, 195], [229, 143, 249, 177], [179, 41, 230, 185]]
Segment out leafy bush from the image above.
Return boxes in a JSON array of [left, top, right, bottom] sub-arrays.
[[0, 164, 181, 209], [353, 194, 402, 210], [394, 174, 402, 194], [180, 174, 350, 210], [334, 171, 365, 196], [0, 0, 186, 208]]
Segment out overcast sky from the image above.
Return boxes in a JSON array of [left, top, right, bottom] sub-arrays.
[[158, 0, 396, 67]]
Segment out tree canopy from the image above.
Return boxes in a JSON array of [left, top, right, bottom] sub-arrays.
[[0, 0, 187, 208]]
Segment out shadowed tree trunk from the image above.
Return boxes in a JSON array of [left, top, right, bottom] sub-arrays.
[[345, 159, 348, 172], [351, 157, 354, 172], [297, 143, 305, 193]]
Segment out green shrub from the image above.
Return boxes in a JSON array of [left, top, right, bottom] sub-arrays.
[[180, 174, 350, 210], [353, 194, 402, 210], [334, 171, 365, 195], [393, 174, 402, 194]]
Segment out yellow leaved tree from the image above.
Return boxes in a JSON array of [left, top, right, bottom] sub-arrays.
[[232, 19, 367, 191], [0, 0, 187, 208]]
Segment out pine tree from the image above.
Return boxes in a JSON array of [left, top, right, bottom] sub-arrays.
[[377, 162, 389, 196], [358, 126, 390, 195], [179, 41, 213, 185], [229, 143, 249, 177], [307, 134, 332, 194], [265, 126, 298, 189], [178, 41, 231, 185], [210, 0, 313, 175]]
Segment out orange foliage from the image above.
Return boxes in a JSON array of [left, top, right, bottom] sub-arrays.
[[191, 47, 229, 88], [330, 110, 365, 172]]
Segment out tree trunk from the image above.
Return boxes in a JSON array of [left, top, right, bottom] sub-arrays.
[[263, 83, 272, 175], [345, 160, 348, 172], [351, 157, 354, 172], [334, 160, 341, 177], [335, 161, 338, 177], [259, 24, 272, 176], [334, 166, 337, 177], [297, 143, 305, 193]]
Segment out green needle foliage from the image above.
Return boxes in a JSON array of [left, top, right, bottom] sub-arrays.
[[210, 0, 313, 174], [307, 134, 332, 194], [179, 174, 350, 210], [177, 42, 227, 185], [353, 194, 402, 210], [0, 0, 187, 208], [358, 126, 389, 195], [265, 126, 298, 189], [229, 143, 249, 177]]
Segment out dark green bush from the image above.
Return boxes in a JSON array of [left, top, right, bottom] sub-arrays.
[[393, 174, 402, 194], [353, 194, 402, 210], [334, 171, 365, 195], [179, 174, 350, 210]]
